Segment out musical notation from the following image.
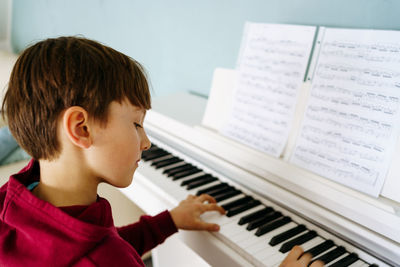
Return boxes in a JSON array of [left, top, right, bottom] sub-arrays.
[[222, 22, 316, 157], [292, 28, 400, 196]]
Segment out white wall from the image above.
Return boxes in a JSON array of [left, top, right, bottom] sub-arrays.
[[0, 0, 12, 51]]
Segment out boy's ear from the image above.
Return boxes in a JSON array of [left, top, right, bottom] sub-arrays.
[[62, 106, 92, 149]]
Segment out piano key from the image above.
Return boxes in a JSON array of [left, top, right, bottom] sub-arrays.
[[214, 189, 242, 202], [279, 230, 318, 253], [312, 246, 346, 265], [196, 182, 230, 196], [305, 239, 335, 258], [185, 176, 218, 190], [186, 181, 220, 196], [255, 216, 292, 236], [186, 177, 218, 190], [265, 250, 288, 266], [209, 186, 237, 197], [238, 206, 274, 225], [141, 146, 162, 157], [368, 264, 379, 267], [163, 163, 194, 174], [142, 149, 170, 161], [149, 154, 173, 162], [327, 252, 357, 267], [201, 195, 248, 224], [221, 195, 254, 210], [181, 174, 213, 186], [226, 200, 262, 217], [237, 222, 297, 249], [247, 211, 282, 231], [171, 168, 202, 180], [299, 236, 325, 251], [152, 157, 183, 168], [269, 224, 307, 246], [253, 243, 285, 264], [228, 207, 277, 243], [245, 222, 298, 255], [348, 260, 369, 267]]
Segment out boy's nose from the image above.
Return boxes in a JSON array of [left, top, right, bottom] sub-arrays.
[[141, 131, 151, 151]]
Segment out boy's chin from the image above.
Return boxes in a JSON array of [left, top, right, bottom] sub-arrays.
[[107, 175, 134, 188]]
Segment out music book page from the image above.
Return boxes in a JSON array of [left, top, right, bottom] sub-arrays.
[[291, 28, 400, 197], [221, 22, 316, 157]]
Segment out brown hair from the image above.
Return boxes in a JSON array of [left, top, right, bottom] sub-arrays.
[[2, 36, 151, 160]]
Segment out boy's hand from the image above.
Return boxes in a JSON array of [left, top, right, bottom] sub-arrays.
[[170, 194, 226, 231], [280, 246, 324, 267]]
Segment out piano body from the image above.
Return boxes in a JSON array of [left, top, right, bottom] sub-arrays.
[[120, 68, 400, 267]]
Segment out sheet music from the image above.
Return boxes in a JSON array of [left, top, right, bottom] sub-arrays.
[[222, 23, 316, 157], [291, 28, 400, 196]]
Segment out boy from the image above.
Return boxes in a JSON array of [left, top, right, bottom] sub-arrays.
[[0, 37, 322, 266]]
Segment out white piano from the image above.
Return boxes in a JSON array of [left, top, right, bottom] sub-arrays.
[[120, 69, 400, 267]]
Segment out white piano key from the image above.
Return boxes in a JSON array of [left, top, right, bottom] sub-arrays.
[[265, 250, 288, 266], [218, 193, 247, 206], [241, 223, 297, 255], [348, 261, 368, 267], [246, 222, 298, 255], [253, 246, 282, 264]]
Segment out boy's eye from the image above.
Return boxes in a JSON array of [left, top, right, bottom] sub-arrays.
[[134, 122, 143, 129]]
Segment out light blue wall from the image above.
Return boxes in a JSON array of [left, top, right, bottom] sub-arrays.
[[11, 0, 400, 97]]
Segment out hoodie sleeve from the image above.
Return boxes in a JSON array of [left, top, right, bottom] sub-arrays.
[[116, 210, 178, 255]]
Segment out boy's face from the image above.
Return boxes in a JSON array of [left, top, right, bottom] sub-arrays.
[[86, 100, 151, 187]]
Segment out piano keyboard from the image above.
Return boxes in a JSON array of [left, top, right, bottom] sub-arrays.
[[139, 142, 389, 267]]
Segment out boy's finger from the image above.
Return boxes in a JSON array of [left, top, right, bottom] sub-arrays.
[[195, 220, 220, 231], [281, 246, 304, 264], [197, 194, 217, 203], [297, 252, 312, 266], [187, 194, 196, 200], [201, 203, 226, 214], [310, 260, 324, 267]]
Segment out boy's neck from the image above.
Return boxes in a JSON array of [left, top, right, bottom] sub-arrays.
[[35, 158, 99, 207]]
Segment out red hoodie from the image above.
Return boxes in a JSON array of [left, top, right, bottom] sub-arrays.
[[0, 160, 178, 266]]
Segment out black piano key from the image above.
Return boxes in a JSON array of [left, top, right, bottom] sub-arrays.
[[269, 224, 307, 246], [181, 174, 213, 186], [186, 176, 218, 190], [141, 145, 159, 156], [152, 157, 183, 168], [196, 182, 229, 196], [279, 230, 318, 253], [329, 253, 359, 267], [255, 216, 291, 236], [142, 149, 170, 161], [214, 189, 242, 202], [222, 196, 254, 211], [305, 240, 335, 258], [226, 200, 261, 217], [171, 168, 202, 180], [209, 186, 236, 197], [368, 264, 379, 267], [312, 246, 346, 265], [247, 211, 282, 231], [238, 207, 274, 225], [163, 163, 193, 175]]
